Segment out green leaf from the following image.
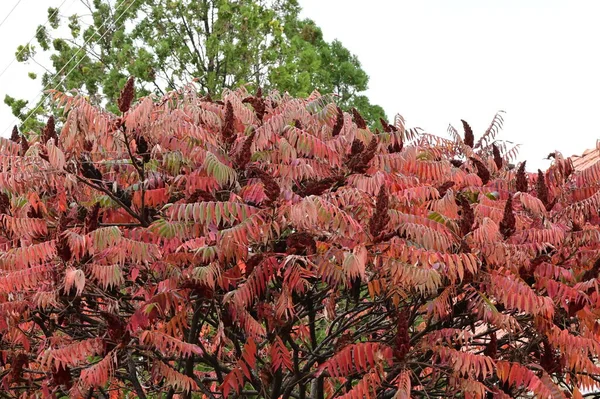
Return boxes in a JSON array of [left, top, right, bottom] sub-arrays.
[[204, 152, 236, 186], [35, 26, 50, 51], [47, 7, 60, 29], [12, 0, 385, 126], [485, 192, 500, 200]]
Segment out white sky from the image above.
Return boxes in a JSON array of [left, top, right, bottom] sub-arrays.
[[1, 0, 599, 171]]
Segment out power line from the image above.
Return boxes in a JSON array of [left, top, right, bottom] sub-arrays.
[[0, 0, 24, 32], [0, 0, 71, 82], [3, 0, 136, 135]]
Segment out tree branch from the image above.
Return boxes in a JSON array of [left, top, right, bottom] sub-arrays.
[[120, 128, 147, 225], [75, 175, 146, 226], [127, 354, 147, 399]]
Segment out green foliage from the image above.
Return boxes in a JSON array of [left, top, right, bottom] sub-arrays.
[[4, 95, 28, 121], [8, 0, 385, 130], [14, 44, 34, 62], [35, 26, 50, 51], [47, 7, 60, 29]]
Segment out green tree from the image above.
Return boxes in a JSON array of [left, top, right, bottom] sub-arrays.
[[7, 0, 385, 132]]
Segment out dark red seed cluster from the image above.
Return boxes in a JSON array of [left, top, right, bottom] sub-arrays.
[[450, 159, 464, 168], [378, 118, 404, 152], [536, 169, 550, 207], [52, 364, 72, 388], [380, 118, 392, 133], [492, 143, 503, 169], [9, 353, 28, 383], [186, 189, 216, 203], [56, 214, 72, 262], [286, 232, 317, 256], [581, 257, 600, 281], [349, 139, 364, 157], [118, 76, 135, 113], [393, 313, 411, 362], [462, 119, 474, 147], [459, 197, 474, 237], [41, 116, 58, 143], [234, 130, 256, 170], [20, 136, 29, 156], [499, 195, 516, 239], [84, 202, 101, 233], [483, 331, 497, 359], [0, 192, 9, 214], [437, 181, 455, 198], [101, 311, 127, 342], [135, 135, 150, 163], [351, 107, 367, 129], [347, 138, 377, 173], [80, 155, 103, 185], [515, 161, 528, 192], [10, 125, 19, 143], [244, 253, 265, 276], [242, 87, 266, 122], [469, 157, 490, 185], [388, 140, 403, 154], [295, 176, 342, 197], [83, 139, 94, 152], [331, 106, 344, 137], [221, 101, 236, 145], [540, 339, 562, 374], [369, 186, 389, 238], [248, 166, 280, 202]]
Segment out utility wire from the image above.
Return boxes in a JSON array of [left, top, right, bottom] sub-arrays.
[[0, 0, 71, 82], [0, 0, 24, 32], [3, 0, 136, 135]]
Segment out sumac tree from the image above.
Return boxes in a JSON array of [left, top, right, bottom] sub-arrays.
[[0, 80, 598, 399]]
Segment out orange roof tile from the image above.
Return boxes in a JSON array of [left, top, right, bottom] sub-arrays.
[[571, 140, 600, 171]]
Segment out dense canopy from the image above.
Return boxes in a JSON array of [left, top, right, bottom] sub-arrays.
[[0, 79, 599, 399]]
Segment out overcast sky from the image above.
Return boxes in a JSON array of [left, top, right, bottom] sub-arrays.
[[1, 0, 599, 171]]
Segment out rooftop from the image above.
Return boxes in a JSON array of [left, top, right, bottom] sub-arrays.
[[570, 140, 600, 171]]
